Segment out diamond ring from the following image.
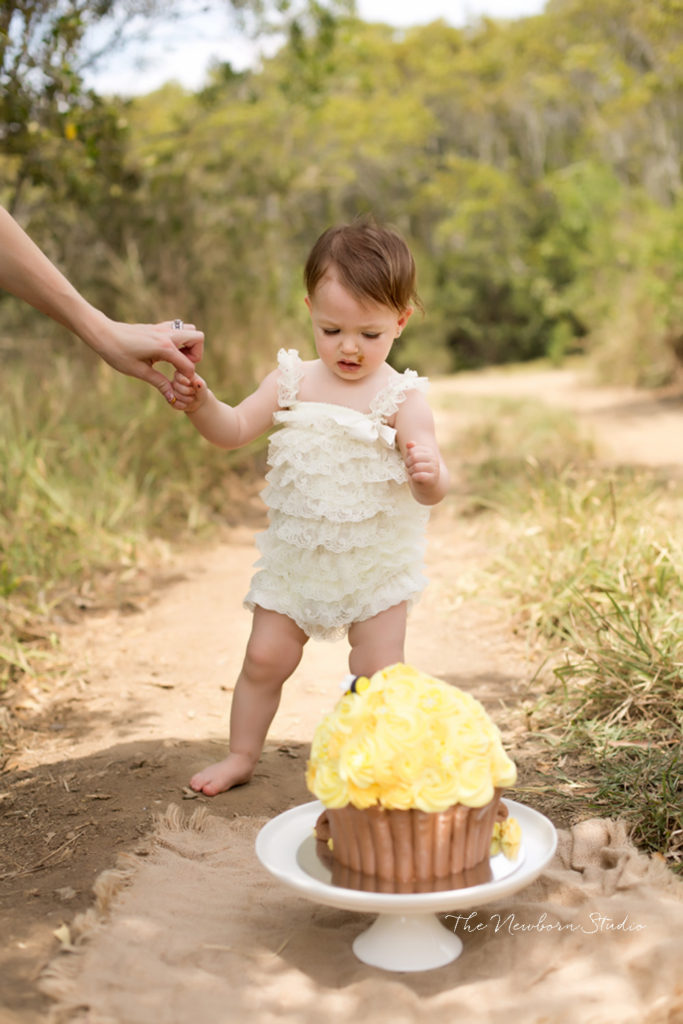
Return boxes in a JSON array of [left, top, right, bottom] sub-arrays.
[[172, 319, 184, 330]]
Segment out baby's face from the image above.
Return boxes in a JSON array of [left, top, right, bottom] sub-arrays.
[[305, 270, 412, 383]]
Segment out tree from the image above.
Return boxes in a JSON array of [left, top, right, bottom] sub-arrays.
[[0, 0, 354, 213], [1, 3, 159, 212]]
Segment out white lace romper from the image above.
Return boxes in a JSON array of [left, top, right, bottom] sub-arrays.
[[243, 348, 431, 640]]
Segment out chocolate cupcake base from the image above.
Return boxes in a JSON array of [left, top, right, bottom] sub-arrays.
[[316, 792, 504, 886], [314, 837, 494, 894]]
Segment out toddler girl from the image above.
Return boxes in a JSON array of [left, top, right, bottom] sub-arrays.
[[171, 218, 449, 795]]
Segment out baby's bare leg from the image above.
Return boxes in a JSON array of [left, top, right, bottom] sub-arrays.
[[347, 601, 407, 677], [190, 607, 308, 795]]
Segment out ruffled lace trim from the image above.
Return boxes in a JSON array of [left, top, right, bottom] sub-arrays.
[[277, 348, 304, 408], [275, 348, 428, 423], [369, 368, 428, 421], [274, 404, 398, 448], [258, 507, 428, 553], [267, 431, 409, 485], [246, 349, 431, 640], [262, 480, 420, 523], [254, 526, 426, 568], [245, 565, 427, 641]]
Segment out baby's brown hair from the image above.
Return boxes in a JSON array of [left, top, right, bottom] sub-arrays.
[[304, 215, 422, 314]]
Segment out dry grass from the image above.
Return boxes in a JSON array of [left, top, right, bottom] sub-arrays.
[[0, 344, 264, 720], [449, 393, 683, 870]]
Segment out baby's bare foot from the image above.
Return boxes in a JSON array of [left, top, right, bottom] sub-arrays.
[[189, 753, 255, 796]]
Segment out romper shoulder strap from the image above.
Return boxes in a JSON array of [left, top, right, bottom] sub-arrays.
[[370, 368, 429, 420], [276, 348, 304, 408]]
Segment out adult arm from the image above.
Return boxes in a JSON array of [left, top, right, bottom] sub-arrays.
[[0, 207, 204, 402]]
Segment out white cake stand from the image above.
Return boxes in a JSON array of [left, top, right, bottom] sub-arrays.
[[256, 798, 557, 973]]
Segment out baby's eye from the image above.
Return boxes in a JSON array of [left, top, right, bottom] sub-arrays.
[[362, 332, 381, 339], [322, 328, 340, 335]]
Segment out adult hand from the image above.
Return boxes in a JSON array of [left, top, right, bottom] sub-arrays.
[[91, 317, 205, 405], [0, 207, 204, 404]]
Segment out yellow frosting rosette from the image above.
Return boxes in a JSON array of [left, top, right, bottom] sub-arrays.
[[490, 816, 522, 860], [306, 663, 517, 813]]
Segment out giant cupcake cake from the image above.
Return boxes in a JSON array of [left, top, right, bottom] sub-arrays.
[[306, 663, 520, 892]]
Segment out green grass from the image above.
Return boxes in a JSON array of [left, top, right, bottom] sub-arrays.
[[586, 745, 682, 866]]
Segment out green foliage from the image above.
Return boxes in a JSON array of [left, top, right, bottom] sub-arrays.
[[2, 3, 143, 208], [3, 0, 682, 381], [589, 192, 683, 385]]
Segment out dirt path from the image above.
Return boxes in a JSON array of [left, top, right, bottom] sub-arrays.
[[1, 367, 681, 1023], [436, 364, 683, 470]]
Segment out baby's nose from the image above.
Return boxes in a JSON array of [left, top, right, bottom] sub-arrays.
[[340, 334, 359, 352]]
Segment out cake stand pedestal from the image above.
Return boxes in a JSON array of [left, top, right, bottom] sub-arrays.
[[256, 799, 557, 973], [351, 909, 463, 970]]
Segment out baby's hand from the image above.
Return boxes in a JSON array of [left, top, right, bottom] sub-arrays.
[[404, 441, 440, 488], [170, 371, 206, 413]]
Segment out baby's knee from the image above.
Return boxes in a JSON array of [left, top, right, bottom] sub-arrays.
[[243, 634, 301, 682]]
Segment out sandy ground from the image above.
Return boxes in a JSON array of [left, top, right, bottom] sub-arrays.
[[1, 366, 681, 1023], [436, 364, 683, 470]]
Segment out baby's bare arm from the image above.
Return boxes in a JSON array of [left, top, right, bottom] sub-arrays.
[[396, 391, 450, 505], [173, 369, 280, 449]]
